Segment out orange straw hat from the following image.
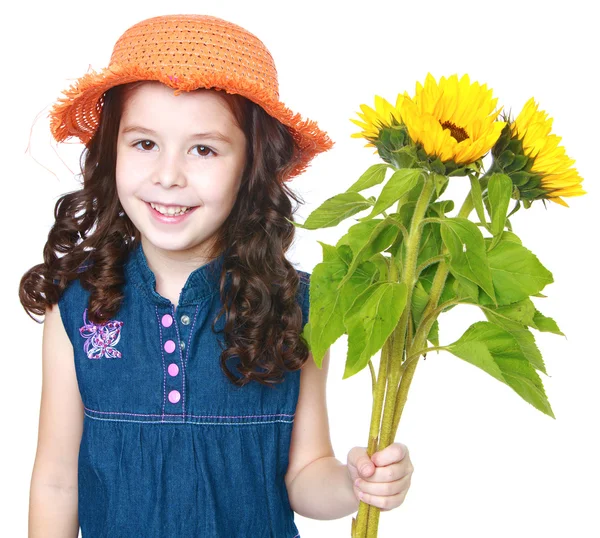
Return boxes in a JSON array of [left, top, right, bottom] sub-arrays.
[[49, 14, 334, 181]]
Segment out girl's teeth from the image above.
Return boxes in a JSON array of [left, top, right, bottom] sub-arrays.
[[150, 202, 191, 216]]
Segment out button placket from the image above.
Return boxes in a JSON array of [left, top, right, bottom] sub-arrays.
[[158, 310, 182, 410]]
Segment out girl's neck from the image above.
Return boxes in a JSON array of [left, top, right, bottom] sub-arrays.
[[140, 238, 214, 308]]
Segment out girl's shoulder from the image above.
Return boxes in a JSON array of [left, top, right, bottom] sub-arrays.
[[55, 274, 90, 338]]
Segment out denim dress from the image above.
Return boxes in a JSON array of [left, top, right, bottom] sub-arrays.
[[58, 243, 310, 537]]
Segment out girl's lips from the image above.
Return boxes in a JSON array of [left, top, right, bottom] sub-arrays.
[[146, 201, 199, 224]]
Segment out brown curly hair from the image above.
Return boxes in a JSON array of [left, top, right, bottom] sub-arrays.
[[19, 81, 311, 388]]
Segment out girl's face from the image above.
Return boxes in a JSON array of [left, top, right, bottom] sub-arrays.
[[116, 81, 247, 260]]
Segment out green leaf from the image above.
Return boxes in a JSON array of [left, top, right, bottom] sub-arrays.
[[357, 168, 422, 221], [439, 272, 460, 307], [485, 298, 537, 326], [427, 199, 454, 218], [453, 273, 480, 302], [531, 309, 565, 336], [334, 243, 353, 266], [343, 281, 408, 379], [480, 239, 554, 306], [337, 219, 383, 259], [308, 249, 380, 367], [346, 164, 390, 193], [416, 219, 443, 270], [469, 175, 488, 232], [440, 218, 497, 304], [482, 302, 547, 375], [369, 253, 392, 281], [496, 230, 522, 245], [446, 322, 555, 418], [427, 319, 439, 347], [301, 192, 373, 229], [487, 174, 513, 250], [338, 216, 402, 288], [411, 280, 430, 327], [321, 241, 344, 263]]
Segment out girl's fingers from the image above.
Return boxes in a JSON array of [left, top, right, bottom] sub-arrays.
[[355, 472, 411, 499], [359, 488, 408, 511]]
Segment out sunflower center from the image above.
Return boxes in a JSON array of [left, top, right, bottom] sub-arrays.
[[439, 120, 469, 143]]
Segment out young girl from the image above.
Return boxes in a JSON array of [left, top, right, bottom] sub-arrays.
[[21, 14, 413, 537]]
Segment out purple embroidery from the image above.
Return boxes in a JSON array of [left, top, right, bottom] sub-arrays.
[[79, 309, 124, 359]]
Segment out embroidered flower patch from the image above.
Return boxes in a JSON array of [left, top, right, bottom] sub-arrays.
[[79, 308, 124, 359]]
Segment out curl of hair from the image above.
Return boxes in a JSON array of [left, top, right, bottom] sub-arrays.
[[19, 82, 311, 388]]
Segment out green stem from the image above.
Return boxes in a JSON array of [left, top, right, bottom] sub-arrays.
[[358, 172, 436, 538], [390, 185, 477, 454], [415, 254, 450, 281], [410, 298, 465, 348], [403, 346, 449, 365], [354, 171, 484, 537], [353, 262, 398, 537]]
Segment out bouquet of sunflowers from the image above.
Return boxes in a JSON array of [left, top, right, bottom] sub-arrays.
[[296, 73, 586, 537]]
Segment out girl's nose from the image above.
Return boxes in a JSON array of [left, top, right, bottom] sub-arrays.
[[154, 152, 187, 188]]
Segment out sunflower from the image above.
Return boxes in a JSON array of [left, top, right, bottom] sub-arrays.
[[350, 94, 405, 146], [400, 73, 506, 166], [499, 97, 586, 207]]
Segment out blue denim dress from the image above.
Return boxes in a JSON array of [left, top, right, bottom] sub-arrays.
[[58, 243, 310, 537]]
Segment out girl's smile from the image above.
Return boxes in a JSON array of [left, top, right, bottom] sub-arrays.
[[147, 201, 199, 223]]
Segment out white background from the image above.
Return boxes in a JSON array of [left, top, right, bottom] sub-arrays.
[[2, 0, 598, 536]]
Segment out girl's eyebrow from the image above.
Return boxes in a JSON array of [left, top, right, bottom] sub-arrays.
[[121, 125, 232, 144]]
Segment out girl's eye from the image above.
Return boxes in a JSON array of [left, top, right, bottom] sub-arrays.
[[191, 145, 215, 158], [134, 140, 157, 151], [133, 140, 216, 158]]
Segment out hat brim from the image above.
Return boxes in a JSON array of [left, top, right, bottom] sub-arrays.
[[49, 63, 334, 180]]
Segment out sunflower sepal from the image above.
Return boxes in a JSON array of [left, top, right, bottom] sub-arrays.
[[491, 122, 512, 155], [389, 146, 419, 169], [505, 154, 529, 173], [374, 125, 415, 168], [432, 173, 449, 199], [508, 170, 536, 187]]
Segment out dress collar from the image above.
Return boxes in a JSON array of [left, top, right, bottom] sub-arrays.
[[126, 242, 229, 306]]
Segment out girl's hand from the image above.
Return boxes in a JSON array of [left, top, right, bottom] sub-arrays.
[[346, 443, 414, 512]]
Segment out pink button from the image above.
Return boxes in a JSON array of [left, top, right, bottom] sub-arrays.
[[161, 314, 173, 328], [168, 363, 179, 376], [168, 390, 181, 404], [164, 340, 176, 353]]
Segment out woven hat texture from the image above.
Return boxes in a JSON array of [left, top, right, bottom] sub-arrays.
[[49, 14, 333, 180]]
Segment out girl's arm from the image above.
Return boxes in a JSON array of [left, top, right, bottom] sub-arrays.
[[285, 348, 360, 520], [29, 303, 83, 538]]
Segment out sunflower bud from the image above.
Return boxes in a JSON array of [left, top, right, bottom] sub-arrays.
[[491, 99, 586, 208], [373, 124, 416, 168], [491, 122, 545, 209]]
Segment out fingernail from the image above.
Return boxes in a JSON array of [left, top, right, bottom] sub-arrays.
[[354, 479, 360, 487]]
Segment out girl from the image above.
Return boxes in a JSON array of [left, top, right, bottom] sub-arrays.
[[21, 14, 413, 537]]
